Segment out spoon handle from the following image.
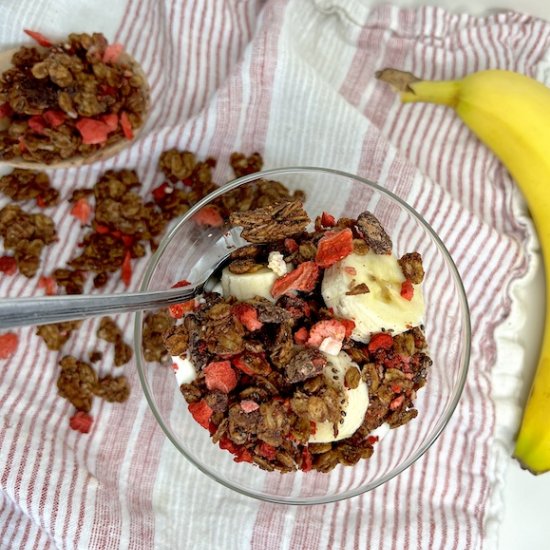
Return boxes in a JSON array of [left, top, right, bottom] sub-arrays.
[[0, 285, 200, 329]]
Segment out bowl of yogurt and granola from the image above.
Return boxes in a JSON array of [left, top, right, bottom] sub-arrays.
[[134, 167, 470, 504]]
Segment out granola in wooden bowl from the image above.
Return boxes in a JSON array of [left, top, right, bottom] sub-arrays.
[[0, 30, 149, 167]]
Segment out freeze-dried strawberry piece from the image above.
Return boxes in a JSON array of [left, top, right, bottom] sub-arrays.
[[390, 395, 405, 410], [0, 102, 12, 119], [240, 400, 259, 413], [152, 182, 171, 202], [294, 326, 309, 345], [320, 212, 336, 227], [76, 118, 110, 144], [400, 279, 414, 301], [103, 43, 124, 64], [284, 238, 298, 252], [99, 84, 117, 97], [168, 279, 195, 316], [315, 228, 353, 268], [121, 250, 132, 287], [38, 276, 57, 296], [234, 447, 253, 463], [171, 279, 191, 288], [69, 411, 93, 434], [219, 436, 238, 454], [28, 116, 47, 134], [0, 333, 19, 360], [339, 318, 355, 338], [43, 110, 66, 128], [94, 224, 110, 234], [0, 256, 17, 275], [344, 266, 356, 276], [232, 355, 255, 375], [100, 113, 118, 133], [257, 442, 277, 460], [188, 399, 213, 429], [168, 300, 196, 319], [204, 360, 237, 393], [271, 261, 319, 299], [24, 29, 53, 47], [231, 303, 263, 332], [70, 198, 92, 224], [193, 205, 224, 227], [120, 111, 133, 139], [368, 332, 393, 353], [307, 320, 346, 348], [120, 234, 133, 247], [301, 447, 313, 472]]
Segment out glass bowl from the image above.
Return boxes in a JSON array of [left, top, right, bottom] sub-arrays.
[[134, 167, 470, 504]]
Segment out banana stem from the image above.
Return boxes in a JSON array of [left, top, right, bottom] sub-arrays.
[[402, 80, 460, 107], [375, 68, 460, 107]]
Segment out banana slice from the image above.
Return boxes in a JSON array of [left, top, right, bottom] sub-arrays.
[[309, 351, 369, 443], [221, 266, 278, 302], [322, 251, 424, 341]]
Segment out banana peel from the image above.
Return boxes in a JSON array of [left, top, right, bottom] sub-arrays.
[[376, 67, 550, 474]]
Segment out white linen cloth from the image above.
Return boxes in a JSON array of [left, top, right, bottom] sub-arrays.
[[0, 1, 548, 548]]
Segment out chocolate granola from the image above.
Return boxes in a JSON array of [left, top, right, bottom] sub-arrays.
[[0, 31, 148, 164], [163, 205, 431, 473]]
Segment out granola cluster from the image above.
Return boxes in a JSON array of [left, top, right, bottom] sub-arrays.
[[163, 206, 431, 473], [57, 354, 130, 413], [52, 315, 132, 434], [67, 169, 165, 288], [0, 169, 59, 206], [142, 309, 175, 363], [0, 203, 57, 277], [0, 31, 147, 164]]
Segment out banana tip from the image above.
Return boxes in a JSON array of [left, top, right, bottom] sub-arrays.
[[512, 454, 549, 476]]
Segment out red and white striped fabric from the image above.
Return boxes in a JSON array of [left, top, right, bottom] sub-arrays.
[[1, 0, 548, 548]]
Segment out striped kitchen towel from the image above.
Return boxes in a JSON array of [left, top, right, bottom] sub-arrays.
[[1, 0, 548, 548]]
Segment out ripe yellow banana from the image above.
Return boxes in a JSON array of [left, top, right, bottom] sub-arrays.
[[376, 68, 550, 474]]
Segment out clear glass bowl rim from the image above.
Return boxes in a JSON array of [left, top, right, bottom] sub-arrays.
[[133, 166, 471, 505]]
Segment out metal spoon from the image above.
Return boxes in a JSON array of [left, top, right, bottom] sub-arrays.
[[0, 45, 150, 169], [0, 254, 230, 329]]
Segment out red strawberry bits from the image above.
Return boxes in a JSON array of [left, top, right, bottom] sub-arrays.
[[315, 228, 353, 268], [70, 198, 92, 224], [400, 279, 414, 301], [204, 361, 238, 393], [0, 332, 19, 360], [271, 261, 319, 298], [69, 411, 93, 434], [231, 304, 263, 331], [188, 400, 213, 430]]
